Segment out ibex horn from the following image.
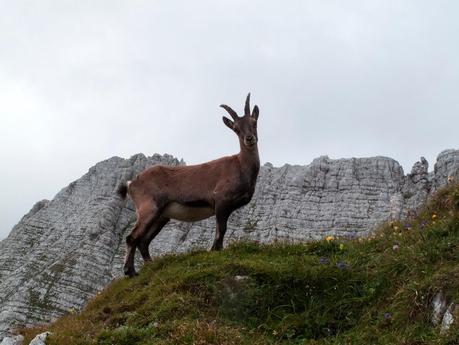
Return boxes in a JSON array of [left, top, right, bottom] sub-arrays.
[[244, 93, 251, 116], [220, 104, 239, 120]]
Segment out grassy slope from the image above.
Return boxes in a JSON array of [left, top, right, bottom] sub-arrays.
[[22, 184, 459, 345]]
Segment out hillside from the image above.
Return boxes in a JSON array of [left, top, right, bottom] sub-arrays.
[[20, 182, 459, 345], [1, 149, 458, 338]]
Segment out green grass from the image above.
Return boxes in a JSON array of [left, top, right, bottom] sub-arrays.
[[21, 183, 459, 345]]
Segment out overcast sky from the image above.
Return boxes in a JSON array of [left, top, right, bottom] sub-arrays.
[[1, 1, 458, 239]]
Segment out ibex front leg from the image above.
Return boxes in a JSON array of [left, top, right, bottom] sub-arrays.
[[211, 209, 230, 251]]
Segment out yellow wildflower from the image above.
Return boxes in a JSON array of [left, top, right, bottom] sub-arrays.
[[325, 236, 334, 242], [432, 214, 437, 220]]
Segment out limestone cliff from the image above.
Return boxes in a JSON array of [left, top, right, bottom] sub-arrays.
[[0, 149, 458, 338]]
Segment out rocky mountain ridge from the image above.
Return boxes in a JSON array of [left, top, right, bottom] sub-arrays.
[[0, 149, 458, 339]]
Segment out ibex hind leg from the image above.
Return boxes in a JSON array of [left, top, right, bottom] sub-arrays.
[[124, 205, 159, 277], [138, 217, 170, 262]]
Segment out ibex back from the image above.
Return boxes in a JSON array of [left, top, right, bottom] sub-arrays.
[[117, 93, 260, 277]]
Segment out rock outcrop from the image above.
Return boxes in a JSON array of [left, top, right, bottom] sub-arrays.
[[0, 149, 458, 339], [432, 291, 457, 333]]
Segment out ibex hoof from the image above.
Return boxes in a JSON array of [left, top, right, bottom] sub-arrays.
[[210, 244, 223, 251], [123, 266, 137, 278]]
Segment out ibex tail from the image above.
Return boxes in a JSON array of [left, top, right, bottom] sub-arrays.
[[116, 181, 130, 199]]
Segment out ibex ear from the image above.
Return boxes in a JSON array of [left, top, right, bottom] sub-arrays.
[[252, 105, 259, 120], [222, 116, 234, 130]]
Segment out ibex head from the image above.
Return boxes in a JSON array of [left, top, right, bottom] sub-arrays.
[[221, 93, 259, 148]]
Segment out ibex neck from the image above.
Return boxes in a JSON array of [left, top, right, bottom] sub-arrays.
[[238, 143, 260, 184]]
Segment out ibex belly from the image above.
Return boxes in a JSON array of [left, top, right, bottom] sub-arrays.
[[163, 202, 215, 222]]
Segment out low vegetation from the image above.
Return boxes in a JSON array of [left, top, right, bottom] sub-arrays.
[[21, 183, 459, 344]]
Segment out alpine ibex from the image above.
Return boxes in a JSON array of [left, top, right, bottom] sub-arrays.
[[117, 93, 260, 277]]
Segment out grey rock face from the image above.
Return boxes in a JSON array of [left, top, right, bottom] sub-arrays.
[[0, 335, 23, 345], [432, 291, 449, 326], [441, 303, 456, 333], [432, 149, 459, 189], [28, 332, 50, 345], [0, 149, 458, 339], [0, 153, 181, 339], [431, 290, 456, 333]]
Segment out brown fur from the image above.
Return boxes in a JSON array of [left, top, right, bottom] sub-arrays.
[[120, 94, 260, 277]]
